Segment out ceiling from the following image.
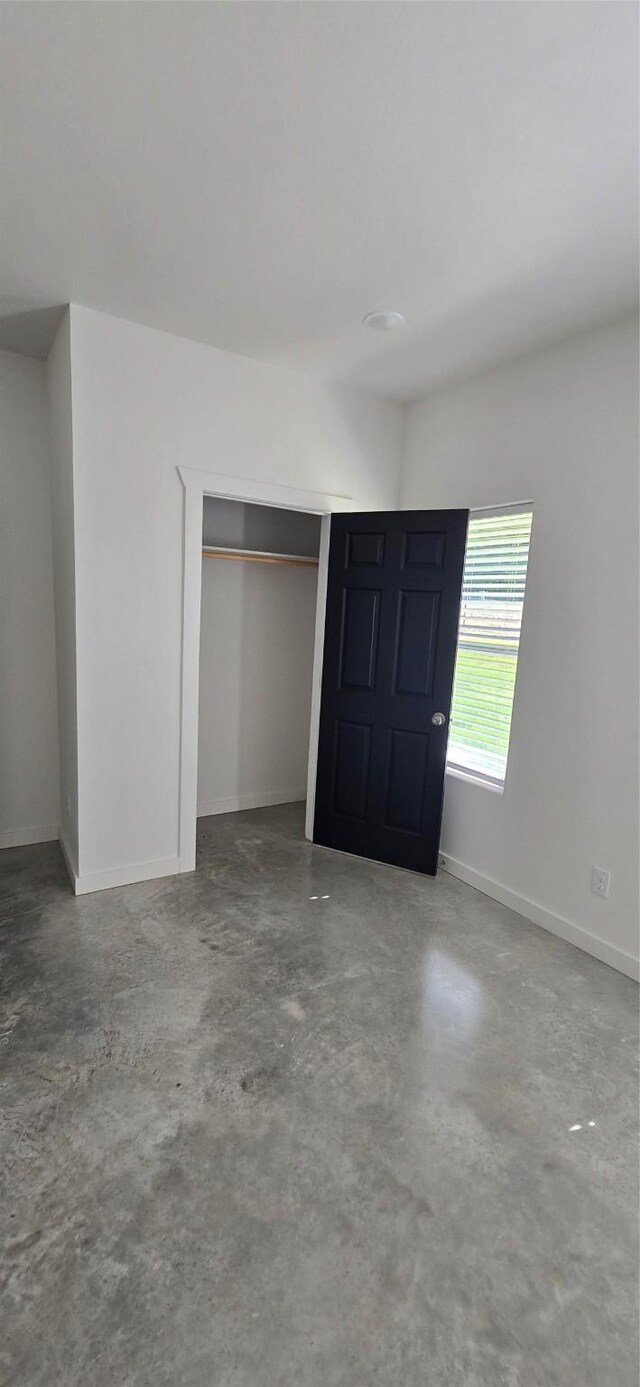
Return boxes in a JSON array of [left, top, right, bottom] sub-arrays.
[[0, 3, 637, 401]]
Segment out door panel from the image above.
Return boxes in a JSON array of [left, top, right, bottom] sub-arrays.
[[393, 589, 440, 696], [314, 509, 468, 875], [402, 529, 446, 569], [346, 530, 386, 568], [339, 588, 381, 690], [384, 728, 429, 834], [332, 720, 372, 820]]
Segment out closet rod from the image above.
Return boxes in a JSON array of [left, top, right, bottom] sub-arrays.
[[202, 545, 318, 569]]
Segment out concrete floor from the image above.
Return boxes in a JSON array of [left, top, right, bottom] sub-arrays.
[[1, 804, 638, 1387]]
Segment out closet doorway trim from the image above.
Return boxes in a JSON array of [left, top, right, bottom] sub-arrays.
[[177, 467, 352, 873]]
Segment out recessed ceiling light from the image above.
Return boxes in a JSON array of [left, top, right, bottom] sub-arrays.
[[363, 310, 405, 332]]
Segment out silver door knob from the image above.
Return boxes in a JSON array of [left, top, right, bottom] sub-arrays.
[[431, 712, 446, 726]]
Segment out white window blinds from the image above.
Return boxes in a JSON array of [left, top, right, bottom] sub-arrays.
[[447, 505, 533, 787]]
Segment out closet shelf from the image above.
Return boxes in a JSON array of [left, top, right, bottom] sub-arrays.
[[202, 545, 318, 569]]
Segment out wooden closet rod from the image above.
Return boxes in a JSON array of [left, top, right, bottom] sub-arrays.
[[202, 545, 318, 569]]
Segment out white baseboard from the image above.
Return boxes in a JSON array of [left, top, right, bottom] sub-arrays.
[[58, 827, 180, 896], [0, 824, 60, 850], [440, 854, 639, 982], [73, 855, 182, 897], [197, 788, 306, 818]]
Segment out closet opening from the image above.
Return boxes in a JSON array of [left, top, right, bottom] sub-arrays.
[[196, 496, 322, 857]]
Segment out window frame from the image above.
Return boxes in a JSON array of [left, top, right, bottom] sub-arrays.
[[446, 501, 533, 792]]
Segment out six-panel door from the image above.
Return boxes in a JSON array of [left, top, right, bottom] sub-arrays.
[[313, 510, 468, 874]]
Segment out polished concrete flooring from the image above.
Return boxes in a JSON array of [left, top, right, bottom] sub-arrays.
[[1, 804, 638, 1386]]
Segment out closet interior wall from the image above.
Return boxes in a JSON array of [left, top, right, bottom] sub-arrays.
[[197, 498, 321, 820]]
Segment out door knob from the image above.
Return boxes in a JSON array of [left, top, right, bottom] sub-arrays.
[[431, 712, 446, 727]]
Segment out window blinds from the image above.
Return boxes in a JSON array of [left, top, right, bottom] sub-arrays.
[[447, 506, 533, 786]]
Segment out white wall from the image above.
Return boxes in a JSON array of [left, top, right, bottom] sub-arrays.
[[46, 312, 79, 871], [0, 350, 60, 847], [67, 305, 403, 882], [198, 566, 318, 816], [198, 500, 319, 816], [202, 496, 321, 557], [401, 314, 639, 976]]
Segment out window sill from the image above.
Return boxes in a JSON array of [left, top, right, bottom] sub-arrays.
[[446, 764, 505, 794]]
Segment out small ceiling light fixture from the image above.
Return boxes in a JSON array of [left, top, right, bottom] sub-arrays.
[[363, 310, 406, 332]]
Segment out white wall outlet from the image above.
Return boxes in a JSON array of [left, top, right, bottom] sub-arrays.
[[591, 866, 611, 899]]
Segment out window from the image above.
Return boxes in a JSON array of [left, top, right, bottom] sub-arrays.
[[447, 504, 533, 788]]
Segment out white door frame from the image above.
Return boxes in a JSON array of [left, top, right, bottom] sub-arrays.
[[177, 466, 352, 872]]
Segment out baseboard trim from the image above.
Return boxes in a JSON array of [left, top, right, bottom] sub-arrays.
[[0, 824, 60, 850], [71, 855, 182, 897], [197, 789, 306, 818], [440, 854, 639, 982]]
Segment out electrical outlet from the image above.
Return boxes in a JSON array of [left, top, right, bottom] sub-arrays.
[[591, 866, 610, 899]]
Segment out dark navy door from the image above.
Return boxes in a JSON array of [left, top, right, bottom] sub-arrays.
[[313, 510, 468, 875]]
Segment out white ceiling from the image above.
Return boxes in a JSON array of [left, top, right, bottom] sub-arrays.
[[0, 3, 637, 401]]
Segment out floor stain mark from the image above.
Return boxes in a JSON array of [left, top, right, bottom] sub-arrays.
[[5, 1229, 42, 1259], [239, 1065, 280, 1096], [281, 998, 305, 1021]]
